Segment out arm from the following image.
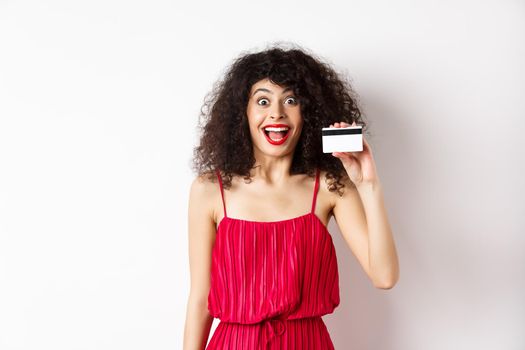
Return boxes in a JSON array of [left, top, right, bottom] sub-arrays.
[[329, 121, 399, 289], [183, 175, 217, 350], [333, 177, 399, 289]]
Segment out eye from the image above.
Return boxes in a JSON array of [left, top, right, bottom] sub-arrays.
[[284, 97, 298, 105], [257, 98, 270, 106]]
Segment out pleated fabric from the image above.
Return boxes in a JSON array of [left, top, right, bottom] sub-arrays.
[[206, 168, 340, 350]]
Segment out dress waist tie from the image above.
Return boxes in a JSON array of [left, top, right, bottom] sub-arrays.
[[260, 315, 324, 348], [261, 316, 287, 349]]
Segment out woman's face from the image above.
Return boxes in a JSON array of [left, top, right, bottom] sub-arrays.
[[246, 78, 303, 157]]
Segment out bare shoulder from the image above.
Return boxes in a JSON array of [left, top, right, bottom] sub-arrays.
[[190, 171, 217, 192], [189, 172, 219, 226], [318, 169, 361, 216]]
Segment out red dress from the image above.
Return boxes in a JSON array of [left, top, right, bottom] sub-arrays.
[[206, 168, 340, 349]]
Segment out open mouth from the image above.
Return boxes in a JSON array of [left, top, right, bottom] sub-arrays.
[[262, 126, 291, 144]]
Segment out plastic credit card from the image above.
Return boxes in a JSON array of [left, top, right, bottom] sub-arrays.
[[322, 126, 363, 153]]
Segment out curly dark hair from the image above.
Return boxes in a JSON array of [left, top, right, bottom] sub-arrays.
[[191, 42, 370, 196]]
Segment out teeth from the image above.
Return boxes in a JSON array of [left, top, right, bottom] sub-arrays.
[[264, 127, 290, 132]]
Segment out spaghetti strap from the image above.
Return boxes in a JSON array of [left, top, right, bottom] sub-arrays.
[[311, 168, 320, 214], [215, 169, 227, 218]]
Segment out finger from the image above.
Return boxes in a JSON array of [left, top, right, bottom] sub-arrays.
[[361, 137, 373, 155], [333, 152, 350, 157], [363, 136, 371, 149], [339, 151, 357, 159]]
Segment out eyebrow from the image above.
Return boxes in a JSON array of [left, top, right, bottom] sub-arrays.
[[252, 87, 293, 96]]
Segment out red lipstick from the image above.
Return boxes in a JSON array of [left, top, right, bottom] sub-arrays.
[[262, 124, 291, 145]]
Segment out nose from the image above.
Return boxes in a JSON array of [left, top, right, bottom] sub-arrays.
[[269, 104, 285, 120]]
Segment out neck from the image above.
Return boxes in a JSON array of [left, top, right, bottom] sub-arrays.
[[250, 151, 294, 184]]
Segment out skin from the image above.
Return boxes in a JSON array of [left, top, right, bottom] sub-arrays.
[[183, 78, 400, 350]]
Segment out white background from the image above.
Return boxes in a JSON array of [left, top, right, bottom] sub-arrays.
[[1, 1, 524, 349]]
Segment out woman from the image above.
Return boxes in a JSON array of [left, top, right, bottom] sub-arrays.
[[183, 44, 399, 350]]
